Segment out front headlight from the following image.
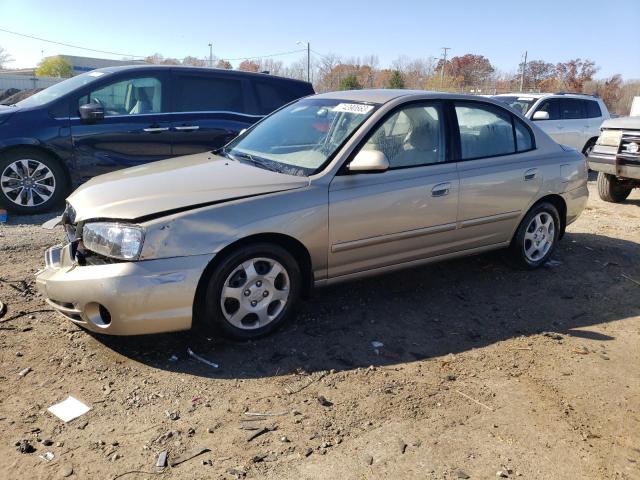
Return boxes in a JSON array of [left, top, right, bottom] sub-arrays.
[[82, 223, 144, 260], [597, 129, 622, 147]]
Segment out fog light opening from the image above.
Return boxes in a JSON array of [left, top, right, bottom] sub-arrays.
[[99, 304, 112, 325]]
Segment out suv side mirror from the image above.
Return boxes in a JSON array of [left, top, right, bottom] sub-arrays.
[[348, 150, 390, 173], [79, 103, 105, 123], [532, 110, 550, 121]]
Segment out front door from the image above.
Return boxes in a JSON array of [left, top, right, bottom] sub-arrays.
[[70, 73, 171, 182], [328, 102, 460, 279]]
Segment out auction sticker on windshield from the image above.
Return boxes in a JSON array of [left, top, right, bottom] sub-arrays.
[[333, 103, 374, 114]]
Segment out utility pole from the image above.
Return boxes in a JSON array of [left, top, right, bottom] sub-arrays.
[[208, 43, 213, 68], [440, 47, 451, 90], [519, 50, 528, 92], [297, 41, 311, 82]]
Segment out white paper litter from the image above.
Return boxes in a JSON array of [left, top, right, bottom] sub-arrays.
[[47, 396, 91, 422]]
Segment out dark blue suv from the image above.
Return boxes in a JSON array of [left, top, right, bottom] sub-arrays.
[[0, 65, 314, 213]]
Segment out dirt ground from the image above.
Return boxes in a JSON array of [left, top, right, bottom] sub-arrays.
[[1, 179, 639, 480]]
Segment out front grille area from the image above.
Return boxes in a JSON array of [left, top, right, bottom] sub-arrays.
[[619, 134, 640, 165]]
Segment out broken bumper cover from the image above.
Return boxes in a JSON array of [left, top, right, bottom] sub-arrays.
[[35, 244, 213, 335]]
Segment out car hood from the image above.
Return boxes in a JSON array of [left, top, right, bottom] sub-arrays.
[[600, 116, 640, 130], [68, 152, 310, 222]]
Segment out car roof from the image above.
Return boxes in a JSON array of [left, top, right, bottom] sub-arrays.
[[89, 64, 313, 86], [313, 89, 514, 105], [494, 92, 600, 101]]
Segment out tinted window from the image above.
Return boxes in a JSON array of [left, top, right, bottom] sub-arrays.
[[455, 103, 515, 159], [514, 118, 534, 152], [174, 75, 244, 112], [79, 76, 162, 116], [362, 103, 445, 168], [585, 100, 602, 118], [560, 98, 584, 119], [255, 82, 299, 115], [535, 99, 560, 120]]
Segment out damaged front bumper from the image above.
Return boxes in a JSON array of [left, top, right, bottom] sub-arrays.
[[35, 243, 213, 335]]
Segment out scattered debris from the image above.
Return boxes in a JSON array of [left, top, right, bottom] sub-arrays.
[[317, 395, 333, 407], [244, 411, 288, 417], [155, 450, 168, 467], [304, 448, 313, 457], [16, 439, 35, 453], [456, 471, 471, 479], [363, 454, 374, 465], [454, 389, 494, 412], [42, 438, 53, 446], [187, 347, 219, 368], [572, 346, 590, 355], [48, 396, 91, 422], [18, 367, 31, 377], [61, 464, 74, 478], [497, 470, 509, 478], [247, 425, 277, 442], [165, 410, 180, 421], [621, 273, 640, 287], [396, 438, 407, 454], [600, 353, 610, 360], [543, 259, 563, 268], [0, 300, 5, 319], [169, 447, 210, 467], [542, 331, 563, 340]]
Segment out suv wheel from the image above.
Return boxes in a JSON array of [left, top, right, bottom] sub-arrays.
[[0, 149, 67, 214], [582, 138, 596, 157], [199, 243, 301, 340], [597, 172, 632, 203], [508, 202, 560, 269]]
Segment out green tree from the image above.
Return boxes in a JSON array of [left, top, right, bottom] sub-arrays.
[[36, 56, 73, 78], [387, 70, 405, 89], [338, 74, 361, 90]]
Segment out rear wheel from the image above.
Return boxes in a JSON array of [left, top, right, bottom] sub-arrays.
[[508, 202, 560, 269], [597, 172, 631, 203], [0, 149, 67, 214], [199, 243, 301, 340]]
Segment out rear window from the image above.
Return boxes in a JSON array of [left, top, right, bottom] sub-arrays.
[[560, 99, 584, 119], [174, 75, 244, 113], [585, 100, 602, 118], [255, 81, 302, 115]]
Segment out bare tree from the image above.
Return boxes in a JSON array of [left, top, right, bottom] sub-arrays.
[[0, 46, 12, 69]]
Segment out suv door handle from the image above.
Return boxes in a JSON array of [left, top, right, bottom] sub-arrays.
[[143, 127, 169, 133], [431, 182, 451, 197], [174, 125, 200, 131], [524, 168, 538, 181]]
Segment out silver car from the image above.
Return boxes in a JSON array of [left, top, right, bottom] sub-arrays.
[[36, 90, 588, 339]]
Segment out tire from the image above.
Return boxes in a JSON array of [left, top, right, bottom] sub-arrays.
[[582, 138, 596, 157], [508, 202, 561, 270], [199, 243, 302, 340], [597, 172, 631, 203], [0, 149, 68, 214]]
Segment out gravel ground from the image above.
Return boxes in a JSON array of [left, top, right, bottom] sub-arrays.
[[0, 180, 639, 480]]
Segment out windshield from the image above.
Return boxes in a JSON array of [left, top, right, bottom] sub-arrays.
[[493, 96, 537, 115], [223, 98, 377, 176], [15, 71, 106, 108]]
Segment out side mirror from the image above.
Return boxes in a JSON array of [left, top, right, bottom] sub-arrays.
[[348, 150, 390, 173], [79, 103, 104, 123], [532, 110, 549, 121]]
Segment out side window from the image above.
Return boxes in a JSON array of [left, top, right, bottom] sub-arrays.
[[585, 100, 602, 118], [560, 98, 584, 119], [255, 82, 297, 114], [455, 103, 515, 159], [79, 77, 162, 116], [535, 99, 560, 120], [174, 75, 244, 112], [361, 103, 445, 168], [514, 118, 534, 152]]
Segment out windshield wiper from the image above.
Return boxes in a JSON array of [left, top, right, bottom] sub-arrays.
[[230, 151, 275, 171]]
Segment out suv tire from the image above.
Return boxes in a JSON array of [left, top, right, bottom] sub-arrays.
[[597, 172, 631, 203], [0, 149, 67, 214]]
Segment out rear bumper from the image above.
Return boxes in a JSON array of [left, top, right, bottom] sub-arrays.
[[561, 183, 589, 227], [35, 245, 213, 335]]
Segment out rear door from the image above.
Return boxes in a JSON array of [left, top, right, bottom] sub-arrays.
[[454, 101, 541, 249], [70, 71, 171, 181], [169, 71, 259, 156], [557, 98, 586, 150], [328, 101, 460, 278]]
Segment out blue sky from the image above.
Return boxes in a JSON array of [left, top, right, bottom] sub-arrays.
[[1, 0, 638, 78]]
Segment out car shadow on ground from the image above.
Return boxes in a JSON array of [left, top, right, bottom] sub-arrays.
[[94, 231, 639, 379]]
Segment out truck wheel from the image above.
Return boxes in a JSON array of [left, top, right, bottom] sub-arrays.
[[0, 149, 68, 214], [597, 172, 631, 203]]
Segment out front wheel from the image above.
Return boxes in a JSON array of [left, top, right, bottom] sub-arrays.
[[199, 243, 301, 340], [0, 149, 67, 214], [508, 202, 561, 269], [597, 172, 632, 203]]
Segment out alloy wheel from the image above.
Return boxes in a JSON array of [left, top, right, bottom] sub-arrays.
[[523, 212, 555, 262], [219, 257, 290, 330], [0, 159, 56, 207]]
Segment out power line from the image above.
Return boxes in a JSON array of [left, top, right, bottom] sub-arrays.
[[221, 49, 306, 61], [0, 27, 147, 58]]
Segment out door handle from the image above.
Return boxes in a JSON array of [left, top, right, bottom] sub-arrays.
[[431, 182, 451, 197], [174, 125, 200, 131], [143, 127, 169, 133], [524, 168, 538, 181]]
